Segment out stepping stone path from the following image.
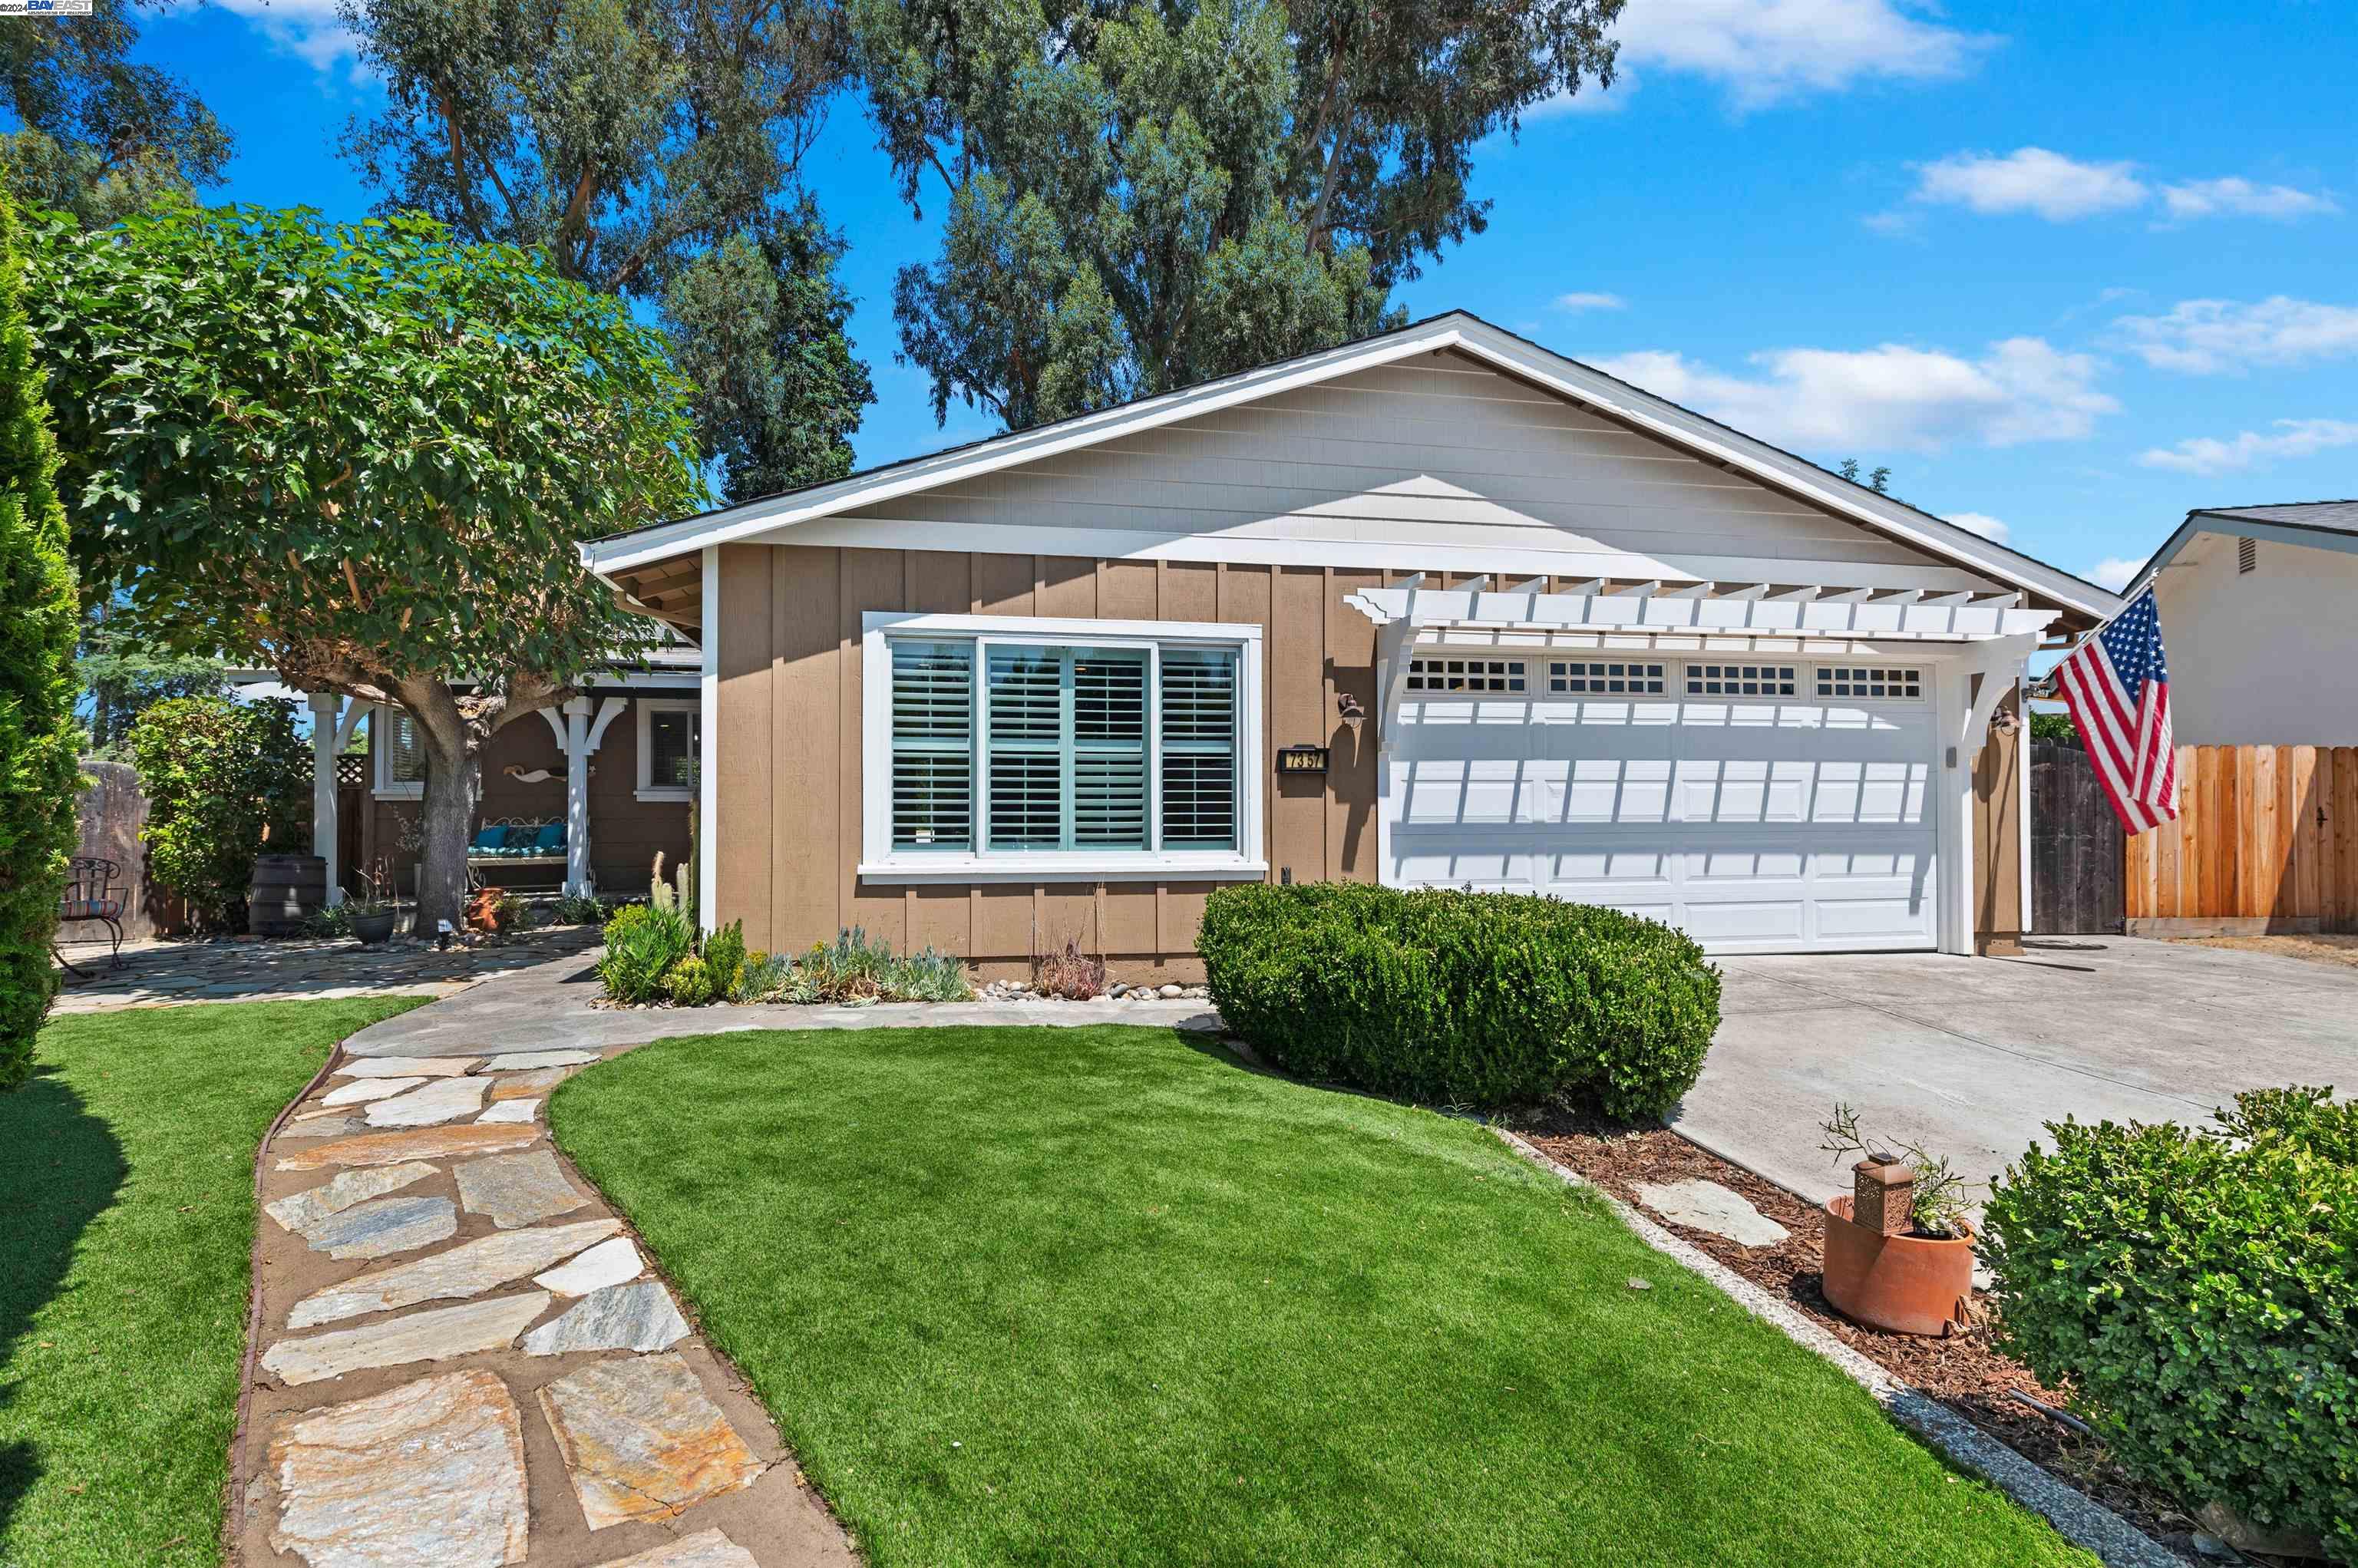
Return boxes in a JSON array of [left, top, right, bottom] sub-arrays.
[[1633, 1177, 1793, 1249], [244, 1045, 855, 1568]]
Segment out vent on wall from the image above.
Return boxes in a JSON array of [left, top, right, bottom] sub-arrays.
[[2238, 536, 2257, 574]]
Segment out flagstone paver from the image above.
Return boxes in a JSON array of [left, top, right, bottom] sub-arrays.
[[288, 1219, 619, 1328], [537, 1353, 766, 1530], [50, 923, 600, 1015], [454, 1147, 591, 1229], [302, 1194, 459, 1259], [263, 1292, 554, 1387], [266, 1369, 530, 1567], [320, 1075, 424, 1106], [278, 1121, 543, 1170], [244, 984, 862, 1568], [490, 1065, 575, 1099], [523, 1282, 692, 1357], [365, 1074, 491, 1127], [1633, 1177, 1792, 1249], [592, 1530, 760, 1567], [483, 1048, 602, 1071], [534, 1237, 644, 1297], [337, 1055, 482, 1078], [266, 1162, 439, 1233]]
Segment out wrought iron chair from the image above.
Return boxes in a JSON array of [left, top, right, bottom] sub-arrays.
[[54, 856, 128, 978]]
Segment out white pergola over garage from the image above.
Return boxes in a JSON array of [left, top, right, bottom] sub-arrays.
[[1348, 578, 2055, 956]]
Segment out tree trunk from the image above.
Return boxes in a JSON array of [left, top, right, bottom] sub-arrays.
[[401, 680, 484, 937]]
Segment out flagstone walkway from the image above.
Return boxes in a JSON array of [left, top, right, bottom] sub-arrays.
[[239, 1041, 857, 1568], [51, 925, 603, 1015]]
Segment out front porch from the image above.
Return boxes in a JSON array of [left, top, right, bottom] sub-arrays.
[[290, 657, 699, 907]]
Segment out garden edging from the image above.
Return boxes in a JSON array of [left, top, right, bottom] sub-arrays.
[[1491, 1127, 2181, 1568]]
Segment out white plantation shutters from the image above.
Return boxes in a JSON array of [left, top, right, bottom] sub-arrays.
[[883, 635, 1240, 860], [1161, 650, 1237, 849], [890, 642, 973, 849]]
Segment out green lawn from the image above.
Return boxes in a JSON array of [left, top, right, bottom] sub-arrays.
[[0, 997, 420, 1568], [552, 1025, 2093, 1568]]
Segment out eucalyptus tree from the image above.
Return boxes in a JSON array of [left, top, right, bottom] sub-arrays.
[[28, 205, 703, 934], [855, 0, 1622, 431], [339, 0, 873, 500]]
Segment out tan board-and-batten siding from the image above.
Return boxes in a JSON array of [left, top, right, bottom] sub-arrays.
[[712, 544, 1417, 979]]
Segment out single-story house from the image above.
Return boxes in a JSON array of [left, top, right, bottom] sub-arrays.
[[580, 312, 2119, 975], [2122, 500, 2358, 746]]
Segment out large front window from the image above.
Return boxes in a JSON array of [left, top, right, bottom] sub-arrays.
[[863, 614, 1262, 880]]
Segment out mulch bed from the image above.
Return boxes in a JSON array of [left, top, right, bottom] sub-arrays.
[[1515, 1113, 2211, 1563]]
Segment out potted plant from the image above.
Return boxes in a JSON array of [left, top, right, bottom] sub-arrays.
[[1815, 1104, 1977, 1336], [348, 860, 401, 946]]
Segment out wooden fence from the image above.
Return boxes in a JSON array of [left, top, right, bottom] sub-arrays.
[[2126, 744, 2358, 934], [2029, 742, 2123, 934]]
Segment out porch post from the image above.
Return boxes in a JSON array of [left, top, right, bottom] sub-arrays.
[[563, 695, 593, 897], [307, 692, 344, 906]]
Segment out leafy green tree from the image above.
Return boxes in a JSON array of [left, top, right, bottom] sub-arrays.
[[339, 0, 873, 500], [856, 0, 1620, 431], [28, 203, 703, 935], [124, 695, 309, 932], [77, 594, 236, 758], [0, 177, 79, 1091], [0, 0, 231, 226]]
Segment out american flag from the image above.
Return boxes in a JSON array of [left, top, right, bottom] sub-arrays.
[[2055, 586, 2178, 834]]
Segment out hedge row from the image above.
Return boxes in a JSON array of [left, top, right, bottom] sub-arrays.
[[1198, 883, 1720, 1117]]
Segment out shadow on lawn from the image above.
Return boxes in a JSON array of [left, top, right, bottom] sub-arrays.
[[0, 1064, 125, 1541]]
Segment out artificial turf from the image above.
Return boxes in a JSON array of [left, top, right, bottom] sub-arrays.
[[551, 1024, 2095, 1568], [0, 996, 420, 1567]]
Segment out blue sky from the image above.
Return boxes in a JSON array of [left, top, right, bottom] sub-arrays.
[[124, 1, 2358, 591]]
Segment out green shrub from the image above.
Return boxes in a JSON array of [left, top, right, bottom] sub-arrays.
[[738, 949, 790, 1002], [701, 919, 748, 1002], [124, 694, 309, 930], [1198, 883, 1719, 1116], [549, 891, 606, 926], [0, 178, 79, 1091], [596, 900, 694, 1004], [664, 955, 717, 1007], [1983, 1087, 2357, 1561]]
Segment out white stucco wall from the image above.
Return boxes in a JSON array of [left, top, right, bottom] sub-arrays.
[[2152, 530, 2358, 744]]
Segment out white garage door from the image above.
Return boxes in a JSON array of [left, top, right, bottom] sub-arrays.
[[1385, 655, 1939, 954]]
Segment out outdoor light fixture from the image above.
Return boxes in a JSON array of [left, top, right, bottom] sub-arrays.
[[1336, 692, 1366, 734]]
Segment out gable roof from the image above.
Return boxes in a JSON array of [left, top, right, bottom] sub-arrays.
[[2126, 498, 2358, 596], [582, 310, 2121, 624]]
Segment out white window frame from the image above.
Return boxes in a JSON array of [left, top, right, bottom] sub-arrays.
[[371, 707, 424, 800], [859, 611, 1267, 883], [1814, 665, 1927, 702], [636, 697, 700, 803]]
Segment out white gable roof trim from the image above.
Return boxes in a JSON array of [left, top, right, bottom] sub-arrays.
[[583, 312, 2120, 622], [2124, 500, 2358, 598]]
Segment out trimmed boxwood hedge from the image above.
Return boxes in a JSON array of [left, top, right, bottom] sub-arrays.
[[1983, 1087, 2357, 1563], [1198, 883, 1720, 1117]]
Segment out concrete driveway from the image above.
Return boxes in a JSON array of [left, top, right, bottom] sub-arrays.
[[1673, 936, 2358, 1207]]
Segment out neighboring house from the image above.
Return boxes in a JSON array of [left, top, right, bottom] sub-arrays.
[[580, 312, 2119, 972], [2126, 500, 2358, 746]]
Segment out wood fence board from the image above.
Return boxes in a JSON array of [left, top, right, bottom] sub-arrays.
[[2340, 748, 2358, 929], [2248, 746, 2275, 918], [2291, 746, 2320, 918], [2155, 772, 2180, 919]]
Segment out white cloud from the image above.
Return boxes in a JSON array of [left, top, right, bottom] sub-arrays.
[[1593, 337, 2116, 452], [199, 0, 362, 74], [2136, 418, 2358, 476], [2159, 177, 2339, 223], [1554, 292, 1626, 312], [2089, 557, 2143, 591], [1601, 0, 1998, 110], [1945, 512, 2011, 543], [1906, 147, 2148, 221], [2113, 296, 2358, 375]]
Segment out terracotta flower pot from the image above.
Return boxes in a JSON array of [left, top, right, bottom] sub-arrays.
[[1820, 1195, 1976, 1337]]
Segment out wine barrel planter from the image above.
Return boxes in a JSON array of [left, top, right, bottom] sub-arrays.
[[248, 853, 328, 936]]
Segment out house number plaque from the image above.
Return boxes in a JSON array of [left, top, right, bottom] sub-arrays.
[[1276, 745, 1330, 776]]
